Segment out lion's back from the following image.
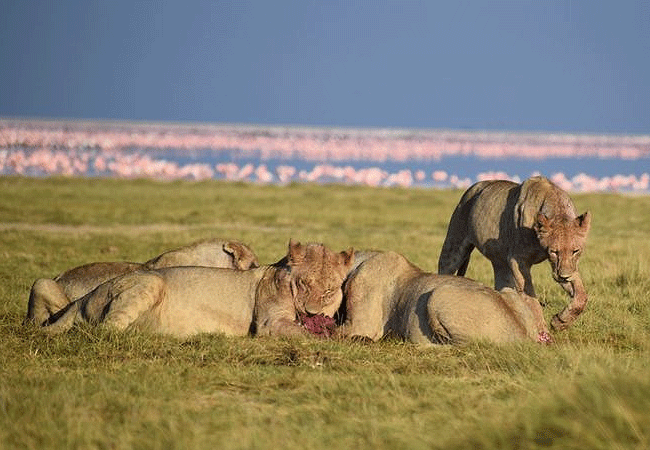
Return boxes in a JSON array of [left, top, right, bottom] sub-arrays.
[[55, 261, 144, 300], [465, 179, 521, 245], [143, 238, 259, 270], [425, 277, 533, 343], [154, 266, 259, 336], [451, 176, 563, 246], [438, 176, 557, 274]]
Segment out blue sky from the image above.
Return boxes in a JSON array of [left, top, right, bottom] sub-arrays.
[[1, 0, 648, 134]]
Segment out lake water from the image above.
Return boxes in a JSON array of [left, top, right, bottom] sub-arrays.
[[1, 119, 649, 193]]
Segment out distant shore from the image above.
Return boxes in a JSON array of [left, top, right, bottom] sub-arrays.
[[2, 118, 649, 193]]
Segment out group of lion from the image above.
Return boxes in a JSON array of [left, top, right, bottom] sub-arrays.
[[25, 176, 590, 346]]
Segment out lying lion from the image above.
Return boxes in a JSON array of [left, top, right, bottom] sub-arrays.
[[38, 240, 354, 338], [438, 176, 591, 330], [26, 238, 259, 327], [336, 251, 551, 345]]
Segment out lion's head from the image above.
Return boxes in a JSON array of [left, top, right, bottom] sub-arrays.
[[286, 239, 354, 318], [534, 211, 591, 285], [223, 242, 260, 270]]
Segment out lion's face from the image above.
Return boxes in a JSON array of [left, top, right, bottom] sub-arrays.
[[287, 241, 354, 317], [535, 211, 591, 284]]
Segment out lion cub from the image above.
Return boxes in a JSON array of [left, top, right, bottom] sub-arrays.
[[438, 176, 591, 330], [36, 240, 354, 338], [337, 251, 551, 345], [26, 238, 259, 327]]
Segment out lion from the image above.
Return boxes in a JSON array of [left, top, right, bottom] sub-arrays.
[[254, 241, 354, 336], [37, 240, 354, 338], [142, 238, 259, 271], [437, 176, 591, 330], [336, 251, 552, 345], [25, 238, 259, 327]]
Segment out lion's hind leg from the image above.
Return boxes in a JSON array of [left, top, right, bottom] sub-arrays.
[[100, 272, 167, 332], [438, 237, 474, 276], [45, 272, 167, 334], [438, 202, 476, 276], [438, 183, 488, 276], [425, 289, 455, 344]]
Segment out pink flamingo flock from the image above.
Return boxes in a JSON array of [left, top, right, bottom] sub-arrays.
[[1, 119, 649, 193]]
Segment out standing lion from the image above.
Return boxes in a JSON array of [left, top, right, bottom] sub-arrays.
[[438, 176, 591, 330]]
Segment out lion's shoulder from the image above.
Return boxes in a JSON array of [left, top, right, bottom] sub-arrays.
[[345, 250, 422, 294]]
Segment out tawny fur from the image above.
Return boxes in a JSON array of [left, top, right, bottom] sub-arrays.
[[437, 176, 591, 330], [25, 238, 259, 327], [254, 241, 354, 336], [37, 240, 353, 338], [337, 251, 551, 345]]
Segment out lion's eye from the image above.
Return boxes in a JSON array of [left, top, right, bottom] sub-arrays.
[[549, 249, 558, 256], [572, 249, 580, 255]]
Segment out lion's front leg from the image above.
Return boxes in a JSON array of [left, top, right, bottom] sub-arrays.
[[334, 287, 385, 342], [256, 314, 308, 337], [273, 318, 309, 337], [254, 294, 309, 337], [502, 257, 536, 297], [492, 258, 521, 292], [551, 273, 588, 331]]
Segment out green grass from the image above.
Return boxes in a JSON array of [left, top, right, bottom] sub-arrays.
[[1, 175, 650, 450]]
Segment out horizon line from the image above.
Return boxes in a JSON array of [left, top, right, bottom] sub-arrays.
[[2, 115, 649, 140]]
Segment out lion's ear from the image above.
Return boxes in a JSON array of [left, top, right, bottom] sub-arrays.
[[222, 242, 241, 259], [340, 247, 355, 268], [576, 211, 591, 234], [224, 242, 258, 270], [534, 213, 550, 236], [287, 239, 304, 264], [277, 267, 296, 296]]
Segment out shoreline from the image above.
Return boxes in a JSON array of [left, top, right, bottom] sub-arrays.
[[2, 118, 649, 193]]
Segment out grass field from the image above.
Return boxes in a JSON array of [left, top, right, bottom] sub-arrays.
[[1, 175, 649, 450]]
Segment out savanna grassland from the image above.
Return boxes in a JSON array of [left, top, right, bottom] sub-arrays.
[[1, 175, 649, 450]]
